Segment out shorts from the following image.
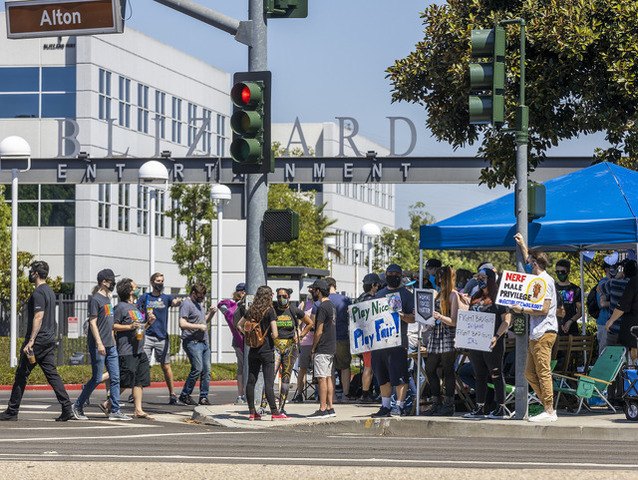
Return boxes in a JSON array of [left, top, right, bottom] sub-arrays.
[[119, 353, 151, 389], [371, 346, 409, 387], [234, 345, 245, 377], [335, 340, 352, 371], [313, 353, 334, 378], [298, 344, 313, 369], [144, 335, 171, 364], [362, 351, 372, 368]]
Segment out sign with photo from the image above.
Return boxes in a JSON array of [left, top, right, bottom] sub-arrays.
[[348, 296, 401, 354], [455, 310, 496, 352], [495, 270, 548, 311], [414, 288, 436, 326]]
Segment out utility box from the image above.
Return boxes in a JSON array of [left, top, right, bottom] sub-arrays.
[[528, 180, 546, 221]]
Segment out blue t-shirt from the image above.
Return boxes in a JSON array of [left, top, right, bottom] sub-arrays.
[[375, 286, 415, 348], [137, 292, 175, 339], [329, 293, 352, 341], [596, 278, 611, 326]]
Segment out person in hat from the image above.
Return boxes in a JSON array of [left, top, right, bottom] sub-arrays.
[[355, 273, 382, 403]]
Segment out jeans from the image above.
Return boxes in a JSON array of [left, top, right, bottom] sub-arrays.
[[75, 343, 121, 412], [181, 340, 210, 399]]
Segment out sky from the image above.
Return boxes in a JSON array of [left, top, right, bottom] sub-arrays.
[[122, 0, 602, 227]]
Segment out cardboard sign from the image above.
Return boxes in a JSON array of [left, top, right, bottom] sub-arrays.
[[348, 297, 401, 354], [455, 310, 496, 352], [414, 289, 436, 326], [495, 270, 548, 311], [67, 316, 79, 339]]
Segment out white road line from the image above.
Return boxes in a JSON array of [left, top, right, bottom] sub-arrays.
[[5, 424, 160, 430], [327, 435, 439, 440], [16, 405, 51, 410], [0, 431, 263, 443]]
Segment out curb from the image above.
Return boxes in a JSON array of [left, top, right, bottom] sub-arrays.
[[0, 380, 237, 391]]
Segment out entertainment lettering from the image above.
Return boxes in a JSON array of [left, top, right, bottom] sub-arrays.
[[495, 270, 548, 311], [348, 297, 400, 354]]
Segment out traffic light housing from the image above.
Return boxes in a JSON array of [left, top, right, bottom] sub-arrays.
[[469, 26, 506, 126], [264, 209, 300, 242], [230, 71, 274, 175], [266, 0, 308, 18]]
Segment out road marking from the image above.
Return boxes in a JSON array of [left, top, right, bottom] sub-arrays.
[[0, 431, 263, 443], [16, 405, 50, 410], [5, 423, 160, 430]]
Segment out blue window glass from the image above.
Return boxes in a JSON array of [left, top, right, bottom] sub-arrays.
[[0, 67, 39, 93], [0, 94, 39, 118], [42, 93, 76, 118], [42, 66, 76, 92]]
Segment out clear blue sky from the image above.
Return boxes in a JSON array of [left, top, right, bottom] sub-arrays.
[[126, 0, 603, 227]]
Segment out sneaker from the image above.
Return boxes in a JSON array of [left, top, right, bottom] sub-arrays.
[[528, 410, 557, 422], [371, 406, 392, 418], [179, 395, 197, 406], [487, 405, 511, 420], [56, 410, 74, 422], [463, 404, 487, 419], [306, 409, 330, 418], [256, 406, 266, 416], [291, 394, 304, 404], [72, 404, 88, 420], [198, 398, 211, 406], [271, 412, 291, 420], [169, 394, 178, 405], [434, 402, 455, 416], [109, 410, 132, 421], [327, 408, 336, 417], [0, 411, 18, 421], [422, 402, 440, 416], [249, 412, 262, 421], [390, 405, 405, 417], [234, 396, 247, 405]]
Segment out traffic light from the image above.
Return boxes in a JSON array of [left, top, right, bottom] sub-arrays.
[[263, 209, 300, 242], [469, 26, 506, 126], [230, 71, 274, 175], [266, 0, 308, 18], [528, 180, 546, 221]]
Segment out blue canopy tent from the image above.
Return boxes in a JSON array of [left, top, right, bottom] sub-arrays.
[[419, 162, 638, 252]]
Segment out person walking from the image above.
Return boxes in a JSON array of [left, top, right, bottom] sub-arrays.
[[0, 261, 74, 422]]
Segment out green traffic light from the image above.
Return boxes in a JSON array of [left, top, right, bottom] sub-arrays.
[[469, 26, 506, 126]]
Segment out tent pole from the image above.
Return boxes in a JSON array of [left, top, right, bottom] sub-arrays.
[[419, 250, 424, 289], [580, 250, 586, 336], [416, 249, 423, 416]]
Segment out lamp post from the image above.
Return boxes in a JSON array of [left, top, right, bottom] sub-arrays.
[[0, 136, 32, 368], [361, 223, 381, 274], [210, 184, 231, 363], [138, 161, 169, 282], [324, 236, 336, 276], [353, 242, 363, 299]]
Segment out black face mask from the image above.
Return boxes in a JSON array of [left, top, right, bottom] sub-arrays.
[[387, 276, 401, 288], [556, 272, 568, 282], [154, 283, 164, 292], [311, 292, 320, 302], [105, 280, 115, 292], [28, 271, 36, 284]]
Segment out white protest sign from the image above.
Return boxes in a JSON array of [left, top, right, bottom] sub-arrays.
[[414, 289, 436, 326], [495, 270, 548, 311], [348, 296, 401, 354], [455, 310, 496, 352]]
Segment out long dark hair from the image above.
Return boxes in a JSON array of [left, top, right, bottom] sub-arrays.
[[471, 275, 498, 303], [245, 285, 274, 321]]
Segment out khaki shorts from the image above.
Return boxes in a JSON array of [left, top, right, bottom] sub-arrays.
[[334, 339, 352, 371], [313, 353, 334, 378]]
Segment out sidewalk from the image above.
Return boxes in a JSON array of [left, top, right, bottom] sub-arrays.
[[0, 380, 237, 391], [192, 401, 638, 441]]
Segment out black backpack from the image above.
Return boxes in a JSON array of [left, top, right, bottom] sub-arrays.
[[586, 286, 600, 319]]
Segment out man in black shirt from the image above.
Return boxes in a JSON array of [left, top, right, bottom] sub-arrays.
[[555, 259, 582, 336], [0, 261, 73, 421]]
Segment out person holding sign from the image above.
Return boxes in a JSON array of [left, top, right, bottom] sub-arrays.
[[463, 268, 512, 419], [511, 233, 558, 423]]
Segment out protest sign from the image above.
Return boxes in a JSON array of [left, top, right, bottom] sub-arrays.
[[455, 310, 496, 352], [414, 289, 436, 326], [348, 296, 401, 354], [495, 270, 548, 311]]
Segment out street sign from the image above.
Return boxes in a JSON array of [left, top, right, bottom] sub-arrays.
[[5, 0, 125, 39]]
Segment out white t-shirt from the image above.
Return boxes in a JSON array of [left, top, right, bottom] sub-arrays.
[[529, 270, 558, 340]]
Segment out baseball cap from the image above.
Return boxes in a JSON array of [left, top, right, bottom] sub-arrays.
[[363, 273, 381, 285], [235, 283, 246, 292], [604, 252, 619, 267], [479, 262, 495, 272], [425, 259, 442, 269], [97, 268, 116, 283], [386, 263, 402, 274], [310, 278, 329, 291], [478, 268, 496, 281]]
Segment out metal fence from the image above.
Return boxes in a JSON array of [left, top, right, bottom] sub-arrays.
[[1, 294, 191, 366]]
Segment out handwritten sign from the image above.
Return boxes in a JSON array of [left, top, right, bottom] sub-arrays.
[[455, 310, 496, 352], [414, 289, 436, 326], [495, 270, 548, 311], [348, 297, 401, 354]]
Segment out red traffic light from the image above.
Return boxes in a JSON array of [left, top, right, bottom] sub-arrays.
[[231, 81, 263, 108]]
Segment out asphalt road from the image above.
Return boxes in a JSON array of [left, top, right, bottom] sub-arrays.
[[0, 386, 637, 471]]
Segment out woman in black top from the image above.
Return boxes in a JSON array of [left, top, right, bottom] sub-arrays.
[[238, 285, 284, 420], [463, 268, 512, 419], [607, 260, 638, 363]]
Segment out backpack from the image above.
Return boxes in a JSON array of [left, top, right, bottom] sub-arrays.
[[586, 286, 600, 319], [244, 317, 271, 348], [454, 290, 471, 311]]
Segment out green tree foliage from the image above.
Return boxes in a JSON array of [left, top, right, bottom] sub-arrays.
[[386, 0, 638, 187]]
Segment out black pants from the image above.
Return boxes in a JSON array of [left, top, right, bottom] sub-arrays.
[[425, 351, 456, 399], [246, 349, 277, 414], [469, 337, 505, 405], [7, 342, 72, 415]]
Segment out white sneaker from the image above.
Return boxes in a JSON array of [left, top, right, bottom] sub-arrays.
[[528, 410, 557, 422]]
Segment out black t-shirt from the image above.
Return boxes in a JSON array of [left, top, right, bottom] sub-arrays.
[[274, 304, 305, 340], [114, 301, 146, 355], [87, 292, 116, 348], [619, 275, 638, 323], [314, 300, 336, 355], [375, 286, 415, 348], [26, 283, 56, 346], [556, 282, 582, 336], [250, 309, 277, 354], [469, 295, 507, 336]]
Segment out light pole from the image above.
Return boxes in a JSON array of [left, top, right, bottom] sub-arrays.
[[353, 242, 363, 299], [0, 136, 32, 368], [361, 223, 381, 274], [138, 160, 169, 282], [210, 184, 231, 363]]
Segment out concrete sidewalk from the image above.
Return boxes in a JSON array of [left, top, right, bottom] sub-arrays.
[[192, 401, 638, 441]]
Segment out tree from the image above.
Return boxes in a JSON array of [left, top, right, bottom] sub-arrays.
[[386, 0, 638, 187]]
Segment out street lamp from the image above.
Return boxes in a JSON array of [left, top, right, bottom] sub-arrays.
[[361, 223, 381, 274], [0, 136, 32, 368], [210, 183, 231, 363], [324, 236, 336, 276], [353, 242, 363, 299], [138, 160, 169, 282]]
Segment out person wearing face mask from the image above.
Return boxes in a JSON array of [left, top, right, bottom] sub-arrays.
[[114, 278, 156, 419], [425, 258, 442, 291], [257, 288, 313, 416], [137, 272, 184, 405], [0, 261, 74, 422], [71, 269, 131, 421], [554, 259, 582, 336], [177, 283, 217, 406]]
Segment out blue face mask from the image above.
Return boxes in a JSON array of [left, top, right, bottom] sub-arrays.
[[524, 263, 534, 274]]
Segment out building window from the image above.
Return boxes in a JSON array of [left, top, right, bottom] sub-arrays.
[[155, 90, 166, 139], [172, 97, 183, 144], [117, 184, 130, 232], [188, 103, 198, 147], [98, 184, 111, 229], [216, 114, 226, 156], [4, 184, 75, 227], [98, 69, 112, 120], [137, 186, 148, 234], [201, 108, 212, 154], [118, 76, 131, 128], [154, 189, 166, 237], [137, 83, 149, 133], [170, 198, 181, 239]]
